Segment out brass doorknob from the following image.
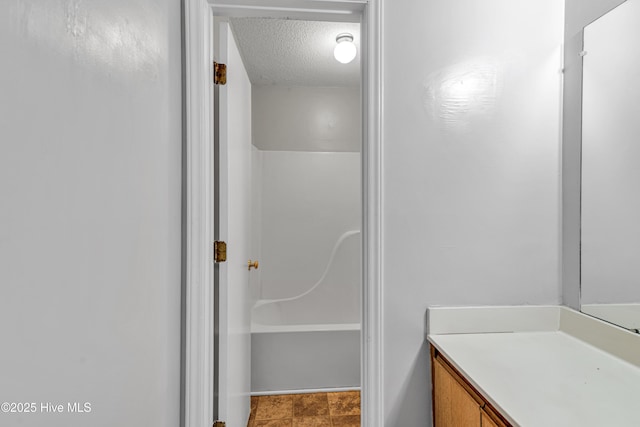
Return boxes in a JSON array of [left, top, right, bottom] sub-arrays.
[[248, 260, 259, 270]]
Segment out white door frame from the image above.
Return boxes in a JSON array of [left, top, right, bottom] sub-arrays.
[[183, 0, 383, 425]]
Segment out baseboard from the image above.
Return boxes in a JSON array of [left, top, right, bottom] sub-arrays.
[[251, 386, 361, 396]]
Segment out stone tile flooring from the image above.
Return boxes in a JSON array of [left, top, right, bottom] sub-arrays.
[[247, 391, 360, 427]]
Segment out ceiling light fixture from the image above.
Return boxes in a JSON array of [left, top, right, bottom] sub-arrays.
[[334, 33, 356, 64]]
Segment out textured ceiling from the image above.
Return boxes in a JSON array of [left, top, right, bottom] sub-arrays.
[[229, 18, 360, 87]]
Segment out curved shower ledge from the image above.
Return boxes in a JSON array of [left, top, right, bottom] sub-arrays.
[[252, 229, 361, 327]]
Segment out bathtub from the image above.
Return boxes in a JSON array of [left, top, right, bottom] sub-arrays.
[[251, 323, 360, 394], [251, 231, 361, 394]]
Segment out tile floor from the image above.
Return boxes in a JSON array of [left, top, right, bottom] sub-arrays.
[[247, 391, 360, 427]]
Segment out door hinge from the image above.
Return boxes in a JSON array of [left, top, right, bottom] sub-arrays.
[[214, 62, 227, 85], [214, 241, 227, 263], [213, 421, 226, 427]]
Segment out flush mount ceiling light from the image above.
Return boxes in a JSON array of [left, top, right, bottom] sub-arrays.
[[334, 33, 357, 64]]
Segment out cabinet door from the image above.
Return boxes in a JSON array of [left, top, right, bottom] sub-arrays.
[[481, 408, 507, 427], [434, 357, 482, 427], [481, 409, 499, 427]]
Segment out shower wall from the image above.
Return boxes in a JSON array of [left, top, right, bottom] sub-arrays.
[[252, 85, 361, 301], [253, 150, 360, 300], [250, 146, 263, 302]]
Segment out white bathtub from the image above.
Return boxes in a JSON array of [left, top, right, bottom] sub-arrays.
[[251, 323, 360, 393], [251, 231, 361, 394]]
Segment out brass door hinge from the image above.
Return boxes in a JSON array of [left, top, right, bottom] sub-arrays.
[[214, 241, 227, 263], [214, 62, 227, 85], [213, 421, 226, 427]]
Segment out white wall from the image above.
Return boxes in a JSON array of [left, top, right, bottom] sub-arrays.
[[0, 1, 182, 426], [0, 0, 572, 425], [252, 86, 361, 152], [562, 0, 626, 309], [255, 151, 361, 300], [382, 1, 563, 425]]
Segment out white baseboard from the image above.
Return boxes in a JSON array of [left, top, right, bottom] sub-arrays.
[[251, 386, 361, 396]]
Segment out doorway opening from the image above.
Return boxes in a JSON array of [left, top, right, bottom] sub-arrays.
[[182, 1, 382, 426], [228, 15, 363, 426], [220, 15, 362, 424]]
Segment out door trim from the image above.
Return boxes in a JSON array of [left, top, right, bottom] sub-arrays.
[[183, 1, 215, 426], [183, 0, 383, 425]]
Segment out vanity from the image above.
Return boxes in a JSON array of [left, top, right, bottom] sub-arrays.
[[431, 344, 508, 427], [427, 306, 640, 426], [427, 1, 640, 424]]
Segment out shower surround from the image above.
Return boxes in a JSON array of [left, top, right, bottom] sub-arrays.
[[251, 150, 361, 393]]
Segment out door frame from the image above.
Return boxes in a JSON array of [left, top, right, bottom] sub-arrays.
[[183, 0, 383, 426]]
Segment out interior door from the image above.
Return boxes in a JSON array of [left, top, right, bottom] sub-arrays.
[[215, 21, 253, 426]]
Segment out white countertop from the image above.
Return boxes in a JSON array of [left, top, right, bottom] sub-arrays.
[[427, 306, 640, 427]]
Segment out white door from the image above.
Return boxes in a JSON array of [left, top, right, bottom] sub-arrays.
[[216, 21, 253, 427]]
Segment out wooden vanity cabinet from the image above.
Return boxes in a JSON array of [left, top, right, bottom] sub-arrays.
[[431, 346, 511, 427], [481, 410, 501, 427]]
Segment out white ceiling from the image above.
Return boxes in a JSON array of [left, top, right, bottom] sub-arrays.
[[229, 18, 360, 87]]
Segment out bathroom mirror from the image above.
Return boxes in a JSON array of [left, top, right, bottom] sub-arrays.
[[580, 0, 640, 331]]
